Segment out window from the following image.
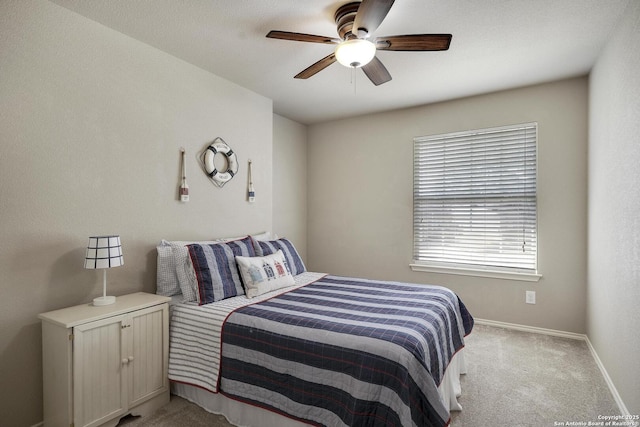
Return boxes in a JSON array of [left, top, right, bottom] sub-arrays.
[[411, 123, 539, 281]]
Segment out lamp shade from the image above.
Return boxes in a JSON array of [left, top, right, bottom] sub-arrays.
[[334, 39, 376, 68], [84, 235, 123, 269]]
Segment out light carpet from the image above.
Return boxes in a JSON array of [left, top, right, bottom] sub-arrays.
[[118, 324, 619, 427]]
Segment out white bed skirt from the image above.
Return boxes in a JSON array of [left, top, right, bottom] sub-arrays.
[[438, 349, 466, 412], [171, 348, 466, 427]]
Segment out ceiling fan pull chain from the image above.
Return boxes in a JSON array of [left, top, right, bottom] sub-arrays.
[[353, 66, 357, 94]]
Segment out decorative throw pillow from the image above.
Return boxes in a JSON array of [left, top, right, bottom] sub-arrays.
[[156, 244, 179, 296], [236, 250, 295, 298], [187, 236, 256, 304], [254, 238, 306, 276], [156, 239, 219, 297], [173, 243, 200, 302], [158, 234, 273, 301]]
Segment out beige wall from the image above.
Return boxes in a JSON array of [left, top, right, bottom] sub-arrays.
[[588, 1, 640, 415], [0, 1, 306, 425], [307, 77, 589, 334], [273, 114, 308, 261], [2, 0, 636, 424]]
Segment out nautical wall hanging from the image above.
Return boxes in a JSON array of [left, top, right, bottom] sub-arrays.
[[247, 159, 255, 203], [200, 137, 238, 188], [179, 147, 190, 202]]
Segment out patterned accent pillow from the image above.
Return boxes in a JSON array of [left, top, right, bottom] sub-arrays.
[[156, 244, 179, 296], [156, 234, 273, 300], [254, 238, 306, 276], [187, 236, 256, 304], [173, 243, 200, 302], [236, 250, 296, 298], [156, 239, 220, 297]]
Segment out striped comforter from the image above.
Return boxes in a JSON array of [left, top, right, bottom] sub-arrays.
[[168, 272, 325, 392], [219, 276, 473, 427]]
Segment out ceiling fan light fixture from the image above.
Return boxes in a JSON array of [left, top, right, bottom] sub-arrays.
[[335, 39, 376, 68]]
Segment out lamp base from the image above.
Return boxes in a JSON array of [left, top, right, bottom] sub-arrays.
[[93, 295, 116, 306]]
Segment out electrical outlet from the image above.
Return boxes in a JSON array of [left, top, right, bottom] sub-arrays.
[[526, 291, 536, 304]]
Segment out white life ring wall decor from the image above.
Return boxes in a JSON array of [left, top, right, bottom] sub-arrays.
[[200, 137, 239, 188]]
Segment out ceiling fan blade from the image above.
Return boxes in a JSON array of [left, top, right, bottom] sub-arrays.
[[362, 56, 392, 86], [266, 30, 340, 45], [353, 0, 395, 38], [294, 53, 337, 79], [376, 34, 452, 51]]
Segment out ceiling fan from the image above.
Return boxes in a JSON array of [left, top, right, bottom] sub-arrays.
[[266, 0, 452, 86]]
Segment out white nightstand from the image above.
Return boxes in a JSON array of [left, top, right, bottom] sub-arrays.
[[39, 292, 171, 427]]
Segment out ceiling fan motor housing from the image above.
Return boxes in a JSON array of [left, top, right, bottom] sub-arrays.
[[335, 2, 361, 40]]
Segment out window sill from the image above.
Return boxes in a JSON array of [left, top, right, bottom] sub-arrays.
[[409, 263, 542, 282]]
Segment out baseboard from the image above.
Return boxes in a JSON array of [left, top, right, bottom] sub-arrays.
[[474, 318, 585, 340], [474, 318, 629, 416], [584, 336, 630, 416]]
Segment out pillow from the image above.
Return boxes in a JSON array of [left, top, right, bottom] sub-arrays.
[[236, 250, 295, 298], [155, 233, 273, 299], [156, 244, 179, 296], [172, 243, 200, 302], [156, 239, 219, 297], [217, 231, 275, 243], [252, 231, 276, 241], [187, 236, 256, 304], [254, 238, 306, 276]]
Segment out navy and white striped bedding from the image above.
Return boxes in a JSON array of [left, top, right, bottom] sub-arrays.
[[168, 272, 325, 392], [219, 275, 473, 427]]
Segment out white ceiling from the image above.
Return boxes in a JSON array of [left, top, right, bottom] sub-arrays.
[[50, 0, 629, 125]]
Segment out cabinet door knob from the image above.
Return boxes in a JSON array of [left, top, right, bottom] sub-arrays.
[[128, 356, 135, 363], [122, 358, 129, 365]]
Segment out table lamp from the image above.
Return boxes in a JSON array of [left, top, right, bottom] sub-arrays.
[[84, 235, 123, 306]]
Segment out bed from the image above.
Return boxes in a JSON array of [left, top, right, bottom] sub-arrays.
[[157, 235, 473, 427]]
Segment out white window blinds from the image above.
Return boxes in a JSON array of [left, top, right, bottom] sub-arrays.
[[413, 123, 538, 273]]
